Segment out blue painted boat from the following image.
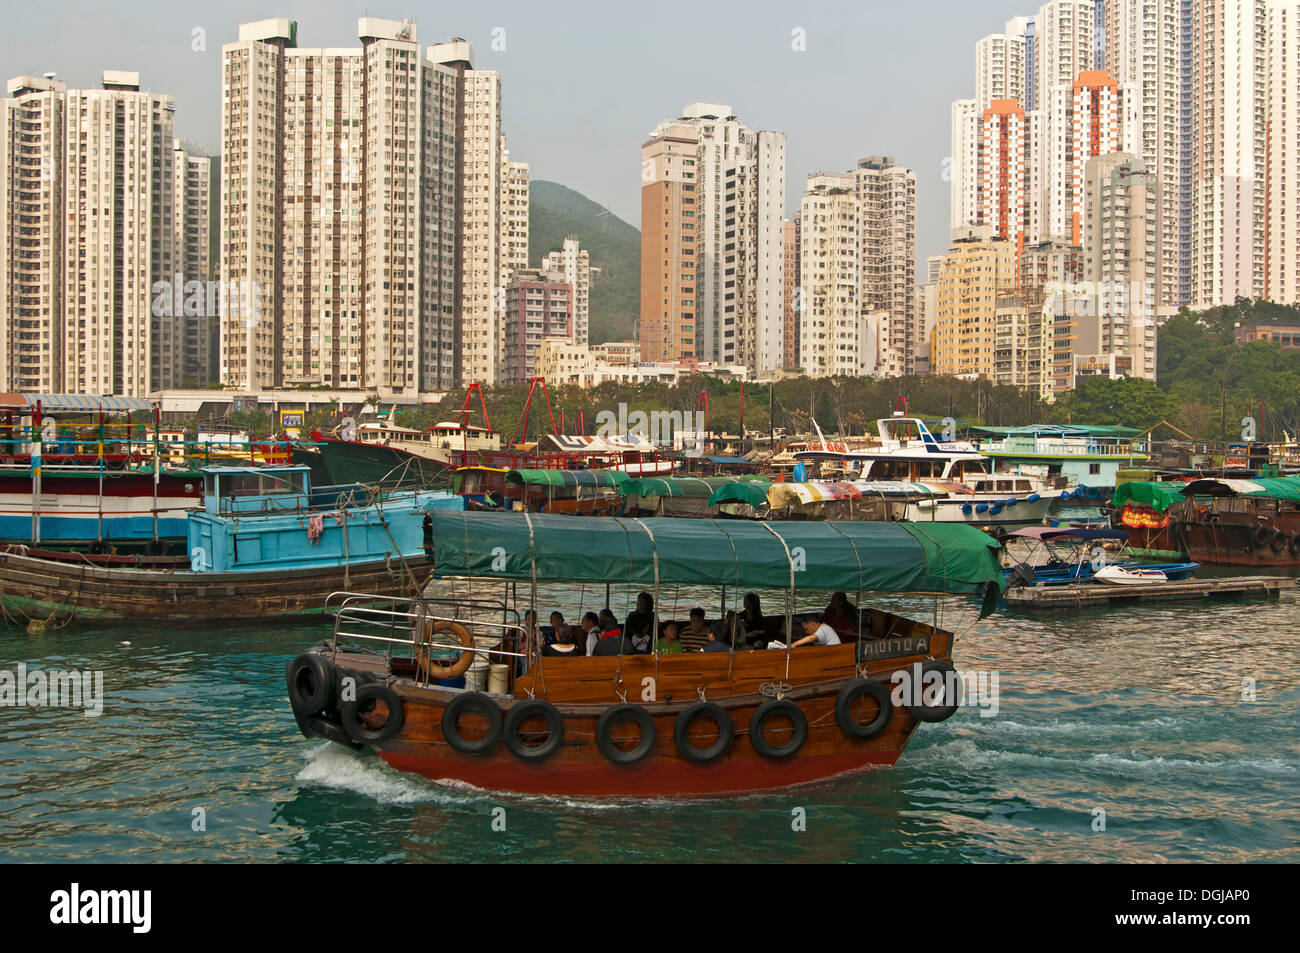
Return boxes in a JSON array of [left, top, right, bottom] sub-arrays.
[[187, 466, 463, 573]]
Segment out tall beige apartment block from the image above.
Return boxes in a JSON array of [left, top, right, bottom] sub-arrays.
[[1, 71, 184, 396], [221, 18, 291, 391], [934, 230, 1018, 378], [0, 75, 65, 392], [797, 174, 861, 377], [782, 219, 797, 369], [639, 123, 699, 364], [853, 156, 918, 375], [222, 20, 518, 393], [641, 103, 786, 375], [173, 141, 216, 385]]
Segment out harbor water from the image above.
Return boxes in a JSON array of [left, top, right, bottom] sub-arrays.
[[2, 571, 1297, 863]]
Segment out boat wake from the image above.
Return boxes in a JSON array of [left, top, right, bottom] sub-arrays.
[[296, 743, 472, 806]]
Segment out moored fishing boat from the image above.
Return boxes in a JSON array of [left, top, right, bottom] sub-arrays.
[[0, 465, 463, 626], [1167, 476, 1300, 567], [286, 512, 1004, 797]]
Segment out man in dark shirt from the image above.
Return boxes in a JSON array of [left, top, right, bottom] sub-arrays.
[[591, 632, 635, 656]]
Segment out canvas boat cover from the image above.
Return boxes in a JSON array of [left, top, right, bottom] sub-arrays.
[[1111, 481, 1187, 512], [1176, 476, 1300, 501], [428, 511, 1004, 595], [621, 475, 767, 499], [1006, 526, 1131, 542], [506, 469, 630, 488]]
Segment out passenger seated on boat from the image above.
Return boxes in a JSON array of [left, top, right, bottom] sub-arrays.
[[701, 628, 730, 653], [656, 621, 683, 654], [738, 592, 767, 648], [591, 627, 635, 656], [791, 615, 842, 648], [579, 611, 601, 656], [634, 591, 654, 621], [625, 611, 654, 654], [542, 627, 579, 657], [822, 591, 860, 640], [679, 608, 712, 653], [521, 610, 545, 659], [548, 610, 568, 646]]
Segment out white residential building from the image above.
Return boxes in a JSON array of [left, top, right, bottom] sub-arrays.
[[1267, 0, 1300, 303], [540, 236, 591, 346], [853, 155, 918, 375], [1187, 0, 1266, 309], [1102, 0, 1184, 309], [643, 103, 786, 375], [797, 174, 861, 377]]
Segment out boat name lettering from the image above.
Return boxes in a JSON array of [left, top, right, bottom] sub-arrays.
[[858, 636, 930, 660]]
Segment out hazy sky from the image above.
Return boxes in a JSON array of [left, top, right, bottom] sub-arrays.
[[0, 0, 1029, 265]]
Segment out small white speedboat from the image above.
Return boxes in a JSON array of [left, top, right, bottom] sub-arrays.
[[1094, 565, 1168, 585]]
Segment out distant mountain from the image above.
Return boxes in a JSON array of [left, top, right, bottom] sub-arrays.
[[529, 180, 639, 344]]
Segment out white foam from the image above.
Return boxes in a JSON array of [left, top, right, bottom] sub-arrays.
[[296, 743, 466, 806], [295, 743, 649, 810], [1087, 752, 1299, 776]]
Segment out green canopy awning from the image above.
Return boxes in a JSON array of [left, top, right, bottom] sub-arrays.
[[1111, 480, 1186, 512], [506, 469, 630, 488], [429, 511, 1003, 595], [624, 475, 768, 499]]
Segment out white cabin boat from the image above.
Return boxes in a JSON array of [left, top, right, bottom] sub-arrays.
[[793, 414, 1065, 526], [354, 418, 502, 465]]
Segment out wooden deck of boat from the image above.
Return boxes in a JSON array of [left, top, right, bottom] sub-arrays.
[[1004, 575, 1295, 613]]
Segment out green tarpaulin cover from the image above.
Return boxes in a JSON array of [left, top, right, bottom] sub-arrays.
[[623, 475, 769, 499], [1111, 481, 1187, 512], [506, 469, 630, 488], [1178, 476, 1300, 501], [707, 481, 773, 508], [429, 511, 1003, 595]]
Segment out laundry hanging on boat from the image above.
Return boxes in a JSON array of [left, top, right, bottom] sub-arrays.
[[307, 513, 324, 542]]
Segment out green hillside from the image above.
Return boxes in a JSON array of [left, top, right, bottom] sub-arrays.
[[529, 180, 639, 344]]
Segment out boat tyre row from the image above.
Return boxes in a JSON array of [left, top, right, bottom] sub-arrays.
[[1251, 525, 1300, 557], [288, 653, 962, 759]]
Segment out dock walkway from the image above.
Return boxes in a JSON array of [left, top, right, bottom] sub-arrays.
[[1004, 576, 1294, 613]]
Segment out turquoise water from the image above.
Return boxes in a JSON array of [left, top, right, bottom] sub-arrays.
[[2, 582, 1297, 863]]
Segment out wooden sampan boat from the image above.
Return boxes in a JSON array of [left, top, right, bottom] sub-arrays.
[[288, 512, 1004, 797]]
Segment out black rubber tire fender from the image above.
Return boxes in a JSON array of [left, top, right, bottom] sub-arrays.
[[595, 704, 657, 765], [287, 653, 335, 716], [1253, 525, 1273, 549], [1270, 532, 1288, 554], [441, 691, 503, 754], [904, 659, 962, 723], [748, 699, 808, 759], [834, 679, 894, 740], [1289, 535, 1300, 557], [503, 699, 565, 761], [673, 702, 735, 763], [293, 708, 365, 750], [340, 683, 404, 744]]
